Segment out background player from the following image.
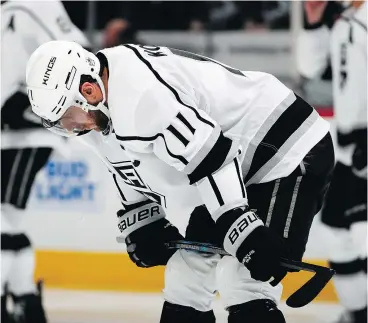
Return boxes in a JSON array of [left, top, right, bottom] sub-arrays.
[[297, 1, 367, 322], [1, 1, 89, 322]]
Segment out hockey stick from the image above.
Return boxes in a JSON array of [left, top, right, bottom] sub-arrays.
[[165, 240, 335, 308]]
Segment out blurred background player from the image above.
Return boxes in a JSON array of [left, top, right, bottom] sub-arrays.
[[297, 1, 367, 322], [1, 1, 89, 322]]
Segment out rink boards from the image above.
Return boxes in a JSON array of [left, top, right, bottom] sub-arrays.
[[35, 250, 338, 302]]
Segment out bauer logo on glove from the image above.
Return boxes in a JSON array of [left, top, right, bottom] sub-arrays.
[[227, 210, 262, 245], [117, 202, 164, 237]]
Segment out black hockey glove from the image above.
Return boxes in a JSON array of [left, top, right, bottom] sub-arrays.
[[125, 217, 184, 268], [236, 225, 288, 285], [217, 208, 288, 286]]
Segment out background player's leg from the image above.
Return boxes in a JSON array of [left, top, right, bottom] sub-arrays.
[[321, 162, 367, 323], [1, 206, 47, 323], [1, 148, 51, 323], [2, 149, 22, 323], [1, 208, 16, 323], [7, 233, 47, 323]]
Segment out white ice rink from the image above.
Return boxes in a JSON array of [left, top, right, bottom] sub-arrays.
[[44, 289, 344, 323]]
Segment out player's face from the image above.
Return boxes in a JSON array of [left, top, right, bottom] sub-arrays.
[[59, 106, 99, 133], [56, 79, 109, 134]]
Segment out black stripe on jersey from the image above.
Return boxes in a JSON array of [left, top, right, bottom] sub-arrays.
[[167, 125, 189, 147], [123, 44, 215, 128], [234, 158, 246, 198], [116, 133, 188, 165], [2, 6, 56, 39], [112, 174, 127, 202], [208, 175, 224, 206], [244, 95, 313, 183], [188, 131, 233, 184], [177, 113, 195, 134]]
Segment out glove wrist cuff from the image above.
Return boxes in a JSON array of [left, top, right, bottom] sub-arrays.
[[117, 202, 165, 238], [223, 210, 263, 256]]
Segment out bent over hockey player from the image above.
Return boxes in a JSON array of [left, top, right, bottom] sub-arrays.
[[25, 41, 334, 323], [1, 1, 89, 322]]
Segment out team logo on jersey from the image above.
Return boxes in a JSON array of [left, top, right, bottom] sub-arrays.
[[109, 160, 166, 207], [42, 57, 57, 86]]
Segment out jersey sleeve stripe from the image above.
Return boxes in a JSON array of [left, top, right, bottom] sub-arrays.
[[246, 99, 320, 185], [3, 6, 56, 40], [187, 129, 233, 184], [167, 125, 189, 147], [177, 112, 196, 134], [208, 174, 224, 206], [243, 94, 312, 184], [234, 158, 246, 198], [241, 92, 296, 179], [115, 133, 189, 165], [123, 44, 215, 128]]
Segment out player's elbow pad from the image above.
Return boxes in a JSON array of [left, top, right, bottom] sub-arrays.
[[117, 200, 165, 238]]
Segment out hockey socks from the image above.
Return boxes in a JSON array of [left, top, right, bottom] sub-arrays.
[[160, 301, 215, 323], [228, 299, 286, 323]]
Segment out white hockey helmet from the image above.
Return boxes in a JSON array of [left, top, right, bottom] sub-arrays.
[[26, 40, 109, 136]]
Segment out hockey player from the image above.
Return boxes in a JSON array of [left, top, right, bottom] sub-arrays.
[[297, 2, 367, 322], [25, 41, 334, 323], [1, 1, 89, 322]]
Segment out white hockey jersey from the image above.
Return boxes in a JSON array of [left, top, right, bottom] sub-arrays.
[[330, 4, 367, 141], [1, 0, 89, 149], [79, 44, 329, 225], [296, 3, 367, 166]]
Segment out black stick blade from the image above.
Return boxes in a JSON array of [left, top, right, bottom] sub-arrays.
[[286, 268, 335, 308]]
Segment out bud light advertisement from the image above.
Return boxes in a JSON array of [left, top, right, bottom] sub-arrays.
[[29, 155, 104, 213]]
